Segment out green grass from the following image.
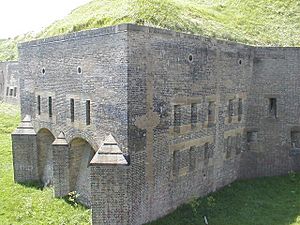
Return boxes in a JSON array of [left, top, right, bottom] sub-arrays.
[[1, 0, 300, 62], [148, 174, 300, 225], [1, 103, 300, 224], [0, 103, 91, 225]]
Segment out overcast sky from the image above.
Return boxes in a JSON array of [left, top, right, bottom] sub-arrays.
[[0, 0, 91, 39]]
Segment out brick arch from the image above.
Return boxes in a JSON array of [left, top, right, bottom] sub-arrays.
[[36, 128, 55, 187], [68, 137, 96, 207], [64, 131, 99, 151]]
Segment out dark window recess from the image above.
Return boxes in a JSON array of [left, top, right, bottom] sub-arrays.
[[189, 146, 196, 171], [291, 131, 300, 148], [208, 101, 215, 125], [189, 54, 193, 62], [86, 100, 91, 125], [228, 99, 234, 123], [247, 131, 258, 143], [173, 150, 180, 176], [226, 137, 231, 159], [48, 97, 52, 118], [13, 87, 17, 97], [77, 67, 82, 74], [191, 103, 197, 127], [70, 98, 75, 122], [238, 98, 243, 121], [9, 89, 13, 96], [204, 143, 209, 160], [37, 95, 41, 115], [6, 87, 9, 96], [269, 98, 277, 117], [236, 134, 242, 154], [174, 105, 181, 132], [42, 68, 45, 75]]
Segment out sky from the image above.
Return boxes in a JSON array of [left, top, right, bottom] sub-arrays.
[[0, 0, 91, 39]]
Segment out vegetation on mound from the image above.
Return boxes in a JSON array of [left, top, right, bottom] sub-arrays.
[[1, 103, 300, 224], [1, 0, 300, 62]]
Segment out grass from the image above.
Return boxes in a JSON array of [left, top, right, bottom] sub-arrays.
[[148, 173, 300, 225], [0, 103, 91, 224], [1, 0, 300, 62], [1, 103, 300, 224]]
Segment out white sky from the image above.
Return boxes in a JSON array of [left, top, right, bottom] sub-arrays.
[[0, 0, 91, 39]]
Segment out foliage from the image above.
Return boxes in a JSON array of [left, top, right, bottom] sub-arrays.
[[1, 0, 300, 62], [0, 103, 91, 224]]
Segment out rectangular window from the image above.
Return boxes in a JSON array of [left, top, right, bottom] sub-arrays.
[[204, 143, 209, 160], [37, 95, 41, 115], [9, 89, 13, 96], [6, 87, 9, 96], [228, 99, 234, 123], [48, 97, 52, 118], [238, 98, 243, 121], [13, 87, 17, 97], [70, 98, 75, 122], [208, 101, 215, 126], [269, 98, 277, 118], [291, 131, 300, 148], [189, 146, 196, 171], [174, 105, 181, 133], [191, 103, 197, 128], [86, 100, 91, 125], [173, 150, 180, 176]]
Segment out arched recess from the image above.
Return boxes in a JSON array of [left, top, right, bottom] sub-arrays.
[[36, 128, 55, 186], [69, 137, 96, 207]]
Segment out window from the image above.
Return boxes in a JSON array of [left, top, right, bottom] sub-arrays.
[[70, 98, 75, 122], [238, 98, 243, 121], [173, 150, 180, 176], [208, 101, 215, 126], [37, 95, 41, 115], [86, 100, 91, 125], [247, 131, 258, 143], [48, 97, 52, 118], [228, 99, 234, 123], [9, 89, 13, 96], [42, 68, 46, 75], [291, 131, 300, 148], [191, 103, 197, 128], [269, 98, 277, 118], [189, 146, 196, 171], [204, 143, 209, 160], [6, 87, 9, 96], [13, 87, 17, 97], [77, 67, 82, 74], [174, 105, 181, 132]]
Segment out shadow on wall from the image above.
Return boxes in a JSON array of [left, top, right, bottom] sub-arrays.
[[69, 138, 96, 208], [36, 128, 55, 188]]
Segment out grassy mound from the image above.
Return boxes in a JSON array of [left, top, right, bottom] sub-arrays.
[[0, 0, 300, 62]]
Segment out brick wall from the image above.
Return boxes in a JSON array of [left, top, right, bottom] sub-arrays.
[[14, 24, 300, 225]]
